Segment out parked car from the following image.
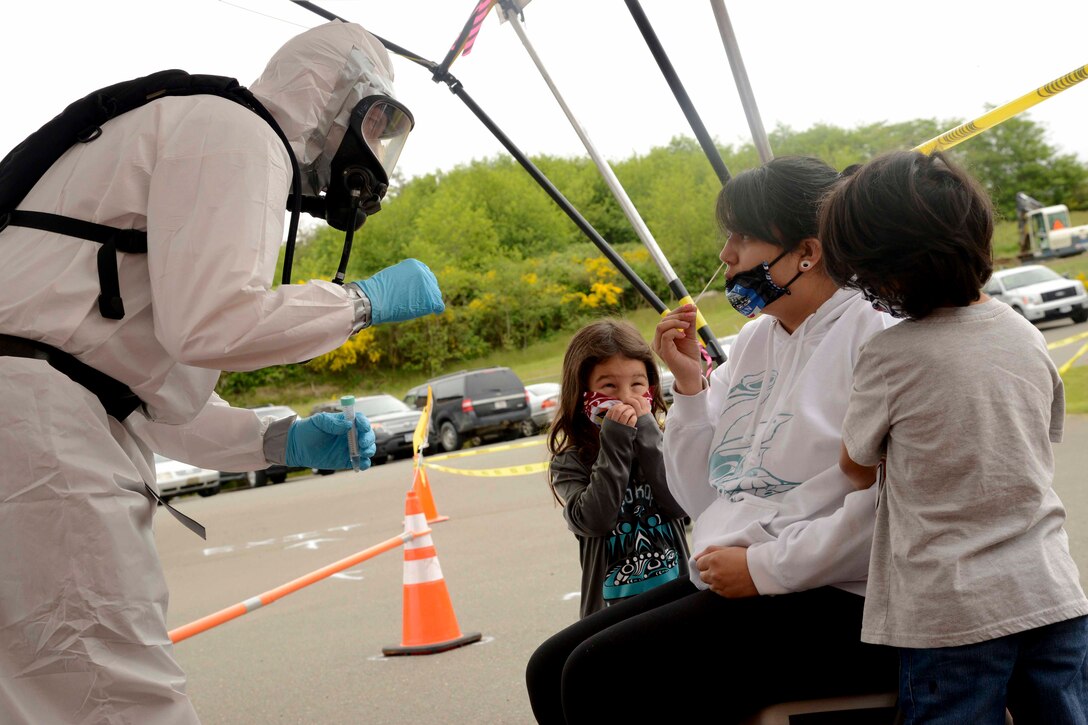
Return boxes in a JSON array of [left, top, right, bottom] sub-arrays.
[[218, 405, 303, 487], [658, 334, 737, 403], [310, 393, 422, 471], [403, 367, 531, 452], [522, 382, 561, 437], [983, 265, 1088, 325], [155, 453, 220, 502]]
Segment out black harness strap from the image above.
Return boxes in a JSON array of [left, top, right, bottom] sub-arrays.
[[5, 209, 147, 250], [7, 210, 148, 319], [0, 333, 142, 420], [0, 333, 206, 539]]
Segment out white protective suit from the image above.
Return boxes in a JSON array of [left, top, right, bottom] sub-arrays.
[[0, 22, 395, 724]]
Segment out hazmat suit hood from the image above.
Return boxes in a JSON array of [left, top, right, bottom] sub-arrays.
[[250, 20, 396, 197]]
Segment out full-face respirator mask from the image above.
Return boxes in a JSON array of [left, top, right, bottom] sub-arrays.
[[283, 95, 414, 285]]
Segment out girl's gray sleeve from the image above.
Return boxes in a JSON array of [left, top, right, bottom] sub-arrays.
[[553, 421, 636, 536], [633, 413, 687, 520]]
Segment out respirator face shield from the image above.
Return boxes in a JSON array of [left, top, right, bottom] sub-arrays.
[[323, 95, 414, 233], [287, 95, 414, 286], [357, 96, 413, 181]]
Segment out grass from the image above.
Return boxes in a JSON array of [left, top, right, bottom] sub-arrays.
[[1067, 366, 1088, 416], [249, 214, 1088, 416]]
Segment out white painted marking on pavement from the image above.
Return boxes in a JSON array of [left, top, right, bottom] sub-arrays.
[[245, 539, 276, 548], [285, 537, 342, 550], [327, 523, 364, 532], [282, 531, 321, 542], [331, 568, 366, 581]]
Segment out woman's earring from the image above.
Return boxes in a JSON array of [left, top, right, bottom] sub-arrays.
[[800, 260, 812, 270]]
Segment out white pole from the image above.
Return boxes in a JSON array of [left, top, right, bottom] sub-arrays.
[[709, 0, 773, 163], [502, 6, 680, 283]]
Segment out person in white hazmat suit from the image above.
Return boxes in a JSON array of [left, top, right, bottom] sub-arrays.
[[0, 21, 444, 724]]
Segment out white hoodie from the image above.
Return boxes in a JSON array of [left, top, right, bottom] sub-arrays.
[[664, 289, 896, 596]]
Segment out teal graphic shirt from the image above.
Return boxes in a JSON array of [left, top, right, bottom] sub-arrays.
[[602, 478, 685, 601], [551, 415, 691, 618]]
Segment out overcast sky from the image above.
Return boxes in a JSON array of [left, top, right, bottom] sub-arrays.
[[3, 0, 1087, 185]]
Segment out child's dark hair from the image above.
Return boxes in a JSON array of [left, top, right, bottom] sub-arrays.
[[716, 155, 841, 250], [548, 319, 666, 466], [819, 150, 994, 320]]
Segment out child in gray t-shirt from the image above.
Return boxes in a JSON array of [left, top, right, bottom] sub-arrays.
[[819, 150, 1088, 724]]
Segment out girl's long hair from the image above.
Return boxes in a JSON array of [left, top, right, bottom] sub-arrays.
[[547, 319, 666, 471]]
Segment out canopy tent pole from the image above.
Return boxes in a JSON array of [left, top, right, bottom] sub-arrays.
[[499, 2, 726, 365], [623, 0, 731, 185], [290, 0, 669, 314], [709, 1, 773, 164]]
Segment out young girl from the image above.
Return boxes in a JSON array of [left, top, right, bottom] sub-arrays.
[[547, 319, 690, 619]]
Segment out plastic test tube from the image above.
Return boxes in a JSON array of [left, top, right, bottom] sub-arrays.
[[341, 395, 361, 471]]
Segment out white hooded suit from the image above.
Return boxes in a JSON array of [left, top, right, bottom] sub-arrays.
[[0, 22, 394, 723]]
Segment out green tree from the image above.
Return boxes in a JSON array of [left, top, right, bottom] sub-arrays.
[[957, 113, 1088, 216]]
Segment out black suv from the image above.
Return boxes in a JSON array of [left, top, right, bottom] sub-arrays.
[[403, 367, 531, 452]]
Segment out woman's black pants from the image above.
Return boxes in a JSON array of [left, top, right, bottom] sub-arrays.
[[525, 578, 897, 724]]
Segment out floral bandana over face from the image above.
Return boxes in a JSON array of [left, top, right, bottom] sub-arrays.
[[583, 389, 654, 428]]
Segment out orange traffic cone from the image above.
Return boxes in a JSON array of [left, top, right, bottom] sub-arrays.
[[411, 461, 449, 524], [382, 491, 481, 656]]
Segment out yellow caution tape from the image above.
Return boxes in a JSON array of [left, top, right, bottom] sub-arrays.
[[421, 438, 548, 476], [913, 64, 1088, 154], [424, 461, 550, 477], [1058, 342, 1088, 377], [425, 438, 544, 463], [1048, 330, 1088, 351]]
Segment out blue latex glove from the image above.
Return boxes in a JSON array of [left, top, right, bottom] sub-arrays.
[[285, 412, 377, 471], [351, 258, 444, 326]]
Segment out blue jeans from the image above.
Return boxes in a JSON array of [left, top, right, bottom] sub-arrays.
[[899, 615, 1088, 725]]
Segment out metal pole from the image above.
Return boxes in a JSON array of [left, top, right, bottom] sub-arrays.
[[709, 1, 773, 163], [502, 4, 725, 364], [291, 1, 436, 71], [623, 0, 731, 185]]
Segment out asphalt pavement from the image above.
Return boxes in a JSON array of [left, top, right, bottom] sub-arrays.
[[159, 439, 574, 725], [157, 317, 1088, 725]]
